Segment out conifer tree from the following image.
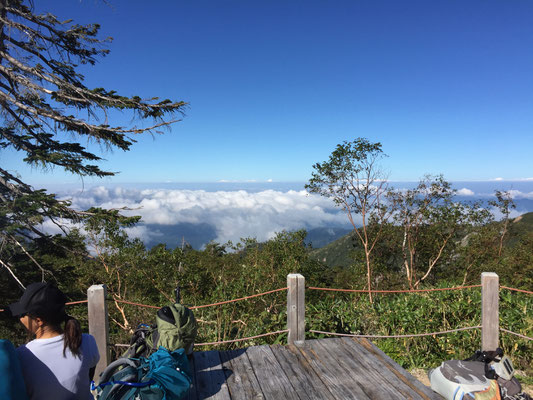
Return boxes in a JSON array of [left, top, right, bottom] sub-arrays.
[[0, 0, 186, 287]]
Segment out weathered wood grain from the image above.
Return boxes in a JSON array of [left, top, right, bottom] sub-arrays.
[[313, 338, 397, 399], [87, 284, 109, 382], [338, 337, 422, 399], [287, 274, 305, 345], [193, 350, 232, 400], [481, 272, 499, 351], [299, 339, 371, 399], [353, 338, 442, 400], [188, 338, 444, 399], [219, 349, 264, 399], [245, 345, 300, 399], [269, 343, 335, 400]]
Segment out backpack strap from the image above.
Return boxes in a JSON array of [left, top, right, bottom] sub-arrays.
[[151, 328, 160, 351], [484, 362, 497, 380], [465, 348, 503, 363], [97, 358, 138, 385], [93, 358, 157, 399]]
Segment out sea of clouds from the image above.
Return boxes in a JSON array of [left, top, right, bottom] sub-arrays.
[[41, 181, 533, 249], [58, 186, 350, 248]]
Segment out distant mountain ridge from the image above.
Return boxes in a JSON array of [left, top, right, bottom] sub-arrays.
[[309, 211, 533, 268], [304, 227, 352, 248]]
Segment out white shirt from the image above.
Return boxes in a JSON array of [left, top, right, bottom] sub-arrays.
[[17, 333, 100, 400]]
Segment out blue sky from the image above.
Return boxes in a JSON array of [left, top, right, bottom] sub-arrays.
[[5, 0, 533, 185]]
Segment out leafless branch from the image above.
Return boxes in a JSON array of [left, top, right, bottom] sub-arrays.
[[0, 258, 26, 290]]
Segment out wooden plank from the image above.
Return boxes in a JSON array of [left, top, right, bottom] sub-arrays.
[[353, 338, 442, 400], [193, 350, 232, 400], [298, 339, 371, 399], [481, 272, 499, 351], [188, 338, 443, 400], [320, 337, 404, 398], [312, 338, 399, 399], [269, 344, 335, 400], [219, 348, 264, 399], [245, 345, 300, 399], [338, 337, 425, 400]]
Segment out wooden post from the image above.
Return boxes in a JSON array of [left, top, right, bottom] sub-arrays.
[[88, 284, 109, 382], [287, 273, 305, 346], [481, 272, 499, 351]]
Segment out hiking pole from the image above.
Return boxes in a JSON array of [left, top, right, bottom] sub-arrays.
[[174, 286, 181, 304]]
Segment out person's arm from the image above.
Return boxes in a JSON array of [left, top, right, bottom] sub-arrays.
[[83, 334, 99, 382]]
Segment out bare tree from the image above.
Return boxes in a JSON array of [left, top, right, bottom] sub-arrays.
[[306, 138, 389, 302], [488, 190, 516, 258], [388, 175, 490, 289]]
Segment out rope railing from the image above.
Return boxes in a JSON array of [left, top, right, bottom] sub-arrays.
[[499, 328, 533, 341], [194, 330, 289, 346], [307, 279, 531, 343], [65, 300, 88, 306], [0, 300, 88, 312], [309, 325, 482, 339], [112, 330, 290, 349], [307, 284, 481, 294], [500, 286, 533, 295], [34, 285, 529, 313], [104, 287, 288, 311], [113, 299, 159, 309], [497, 286, 532, 341], [190, 287, 288, 309], [307, 282, 487, 340]]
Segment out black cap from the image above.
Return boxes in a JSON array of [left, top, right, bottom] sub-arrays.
[[7, 282, 67, 318]]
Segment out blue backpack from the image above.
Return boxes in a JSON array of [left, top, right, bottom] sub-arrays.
[[93, 347, 192, 400], [0, 339, 29, 400]]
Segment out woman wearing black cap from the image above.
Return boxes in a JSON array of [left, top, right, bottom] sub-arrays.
[[8, 282, 100, 400]]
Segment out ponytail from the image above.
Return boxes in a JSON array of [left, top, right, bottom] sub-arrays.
[[63, 315, 82, 358]]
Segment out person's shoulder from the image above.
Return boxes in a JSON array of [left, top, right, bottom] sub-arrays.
[[15, 343, 33, 364], [15, 343, 28, 354], [81, 333, 96, 345], [16, 341, 35, 354], [81, 334, 99, 353], [81, 334, 100, 365]]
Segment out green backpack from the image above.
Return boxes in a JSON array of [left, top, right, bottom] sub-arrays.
[[124, 300, 197, 359], [155, 302, 197, 355]]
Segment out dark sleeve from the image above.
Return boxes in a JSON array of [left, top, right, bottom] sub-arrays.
[[82, 334, 100, 368]]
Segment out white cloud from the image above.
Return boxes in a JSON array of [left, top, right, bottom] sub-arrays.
[[457, 188, 475, 196], [505, 190, 533, 200], [61, 186, 351, 245], [490, 177, 533, 182], [490, 208, 525, 221]]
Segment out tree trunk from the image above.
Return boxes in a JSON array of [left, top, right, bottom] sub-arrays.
[[365, 245, 373, 303]]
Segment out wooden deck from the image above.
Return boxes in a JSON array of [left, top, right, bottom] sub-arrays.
[[186, 337, 442, 399]]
